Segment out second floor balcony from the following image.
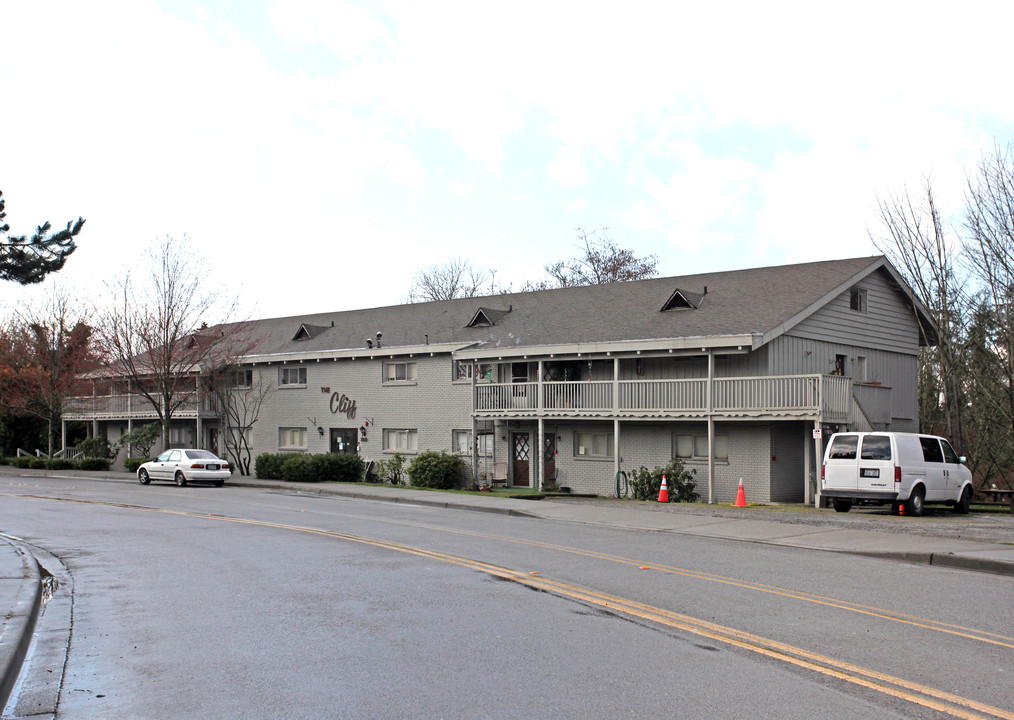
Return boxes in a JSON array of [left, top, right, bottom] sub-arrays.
[[474, 374, 853, 422], [64, 393, 220, 421]]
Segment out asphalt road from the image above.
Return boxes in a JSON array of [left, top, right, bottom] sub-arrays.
[[3, 475, 1013, 719]]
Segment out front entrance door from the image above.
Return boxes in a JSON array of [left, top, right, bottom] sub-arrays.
[[512, 432, 530, 487], [330, 428, 359, 454], [543, 433, 556, 484]]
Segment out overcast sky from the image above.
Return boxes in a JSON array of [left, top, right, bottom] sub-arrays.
[[4, 1, 1012, 322]]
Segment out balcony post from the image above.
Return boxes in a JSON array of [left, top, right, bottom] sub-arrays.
[[707, 350, 714, 504], [196, 376, 202, 448], [538, 360, 544, 414], [613, 357, 619, 414]]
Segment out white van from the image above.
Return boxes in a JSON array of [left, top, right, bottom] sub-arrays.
[[821, 432, 973, 516]]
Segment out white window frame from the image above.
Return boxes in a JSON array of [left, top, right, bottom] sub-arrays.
[[279, 366, 307, 387], [229, 368, 253, 389], [574, 432, 613, 459], [674, 434, 729, 461], [384, 361, 418, 383], [279, 427, 307, 450], [454, 361, 495, 382], [169, 426, 192, 446], [383, 428, 418, 453], [452, 430, 493, 456]]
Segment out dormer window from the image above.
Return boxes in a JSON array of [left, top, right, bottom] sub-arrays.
[[849, 287, 868, 313], [661, 287, 705, 311]]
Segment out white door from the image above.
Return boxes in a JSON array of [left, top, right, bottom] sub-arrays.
[[857, 434, 895, 494], [917, 436, 947, 501]]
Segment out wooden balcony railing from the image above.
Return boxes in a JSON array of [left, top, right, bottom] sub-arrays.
[[475, 374, 853, 420], [63, 393, 220, 420]]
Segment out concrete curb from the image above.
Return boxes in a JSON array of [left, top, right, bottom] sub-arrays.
[[0, 539, 42, 712]]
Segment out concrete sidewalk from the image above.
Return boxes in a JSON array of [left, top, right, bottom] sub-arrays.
[[3, 469, 1014, 709], [0, 536, 42, 714]]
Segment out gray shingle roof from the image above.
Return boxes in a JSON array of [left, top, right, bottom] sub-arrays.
[[238, 255, 914, 358]]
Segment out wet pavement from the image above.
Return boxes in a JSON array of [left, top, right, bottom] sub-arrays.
[[3, 468, 1014, 708]]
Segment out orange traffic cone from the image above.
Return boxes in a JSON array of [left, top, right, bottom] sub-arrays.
[[658, 474, 669, 503], [734, 479, 747, 507]]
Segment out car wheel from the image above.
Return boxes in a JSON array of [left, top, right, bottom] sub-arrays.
[[214, 480, 224, 487], [175, 471, 187, 487], [138, 468, 150, 485], [905, 486, 925, 517], [832, 499, 852, 513], [954, 486, 972, 514]]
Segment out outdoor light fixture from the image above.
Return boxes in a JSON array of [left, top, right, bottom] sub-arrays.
[[376, 331, 382, 348]]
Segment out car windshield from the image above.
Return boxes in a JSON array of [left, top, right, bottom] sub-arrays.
[[184, 450, 218, 460]]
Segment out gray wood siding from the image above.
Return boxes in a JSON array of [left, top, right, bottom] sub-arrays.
[[767, 335, 917, 424], [787, 268, 921, 355]]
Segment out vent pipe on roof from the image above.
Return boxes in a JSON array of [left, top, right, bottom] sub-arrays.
[[331, 320, 334, 327], [425, 334, 429, 345], [704, 286, 708, 294]]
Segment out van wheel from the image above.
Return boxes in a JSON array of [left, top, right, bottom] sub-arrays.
[[954, 486, 972, 514], [832, 499, 852, 513], [905, 487, 925, 517]]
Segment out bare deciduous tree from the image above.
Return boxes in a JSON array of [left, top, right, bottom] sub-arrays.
[[407, 257, 501, 302], [100, 236, 248, 453], [542, 228, 658, 288], [963, 144, 1014, 484], [869, 179, 967, 444], [209, 366, 272, 476]]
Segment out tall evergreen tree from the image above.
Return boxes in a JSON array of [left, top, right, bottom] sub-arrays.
[[0, 190, 85, 285]]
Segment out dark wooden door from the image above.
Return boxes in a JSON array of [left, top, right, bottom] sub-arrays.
[[512, 432, 530, 487], [543, 433, 556, 484], [330, 428, 359, 454]]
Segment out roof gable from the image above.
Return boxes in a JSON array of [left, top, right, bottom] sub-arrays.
[[661, 287, 706, 311], [292, 323, 331, 341], [466, 306, 512, 328]]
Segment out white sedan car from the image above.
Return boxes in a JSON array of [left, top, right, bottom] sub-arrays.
[[138, 449, 231, 487]]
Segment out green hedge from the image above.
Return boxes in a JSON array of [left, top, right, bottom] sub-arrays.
[[255, 452, 287, 480], [407, 450, 465, 489], [76, 458, 110, 471], [46, 458, 75, 470], [9, 456, 33, 468], [280, 454, 316, 483], [256, 452, 366, 483], [124, 457, 149, 473], [29, 458, 48, 470]]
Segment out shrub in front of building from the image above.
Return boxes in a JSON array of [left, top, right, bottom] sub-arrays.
[[629, 458, 698, 502], [124, 457, 148, 473], [407, 450, 466, 490], [280, 454, 317, 483], [75, 458, 110, 471], [255, 452, 287, 480], [46, 459, 75, 470], [29, 458, 48, 470], [77, 437, 117, 460], [312, 452, 365, 483], [9, 456, 33, 468]]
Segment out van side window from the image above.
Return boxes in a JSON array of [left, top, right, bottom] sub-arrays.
[[860, 436, 892, 461], [940, 440, 960, 464], [919, 437, 944, 463], [828, 435, 858, 460]]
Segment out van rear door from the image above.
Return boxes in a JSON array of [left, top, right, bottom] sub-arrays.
[[858, 434, 894, 494], [823, 434, 860, 491]]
